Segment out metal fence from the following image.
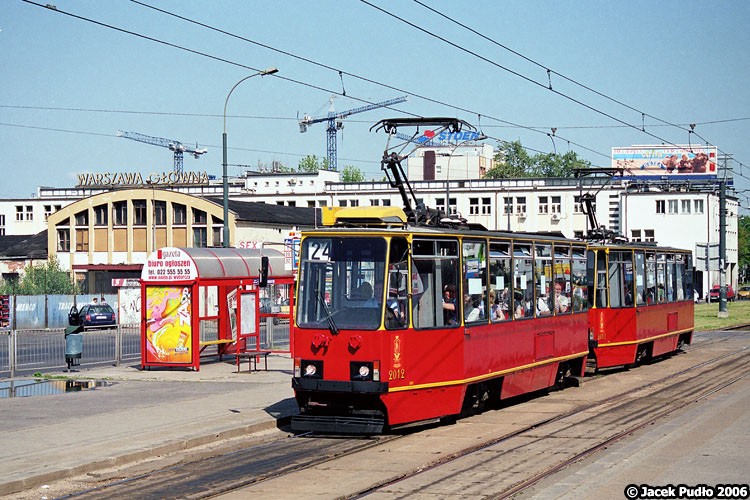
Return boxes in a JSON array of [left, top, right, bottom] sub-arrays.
[[0, 323, 140, 378], [7, 294, 120, 330]]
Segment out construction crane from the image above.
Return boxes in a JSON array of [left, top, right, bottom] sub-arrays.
[[116, 130, 207, 173], [299, 95, 408, 171]]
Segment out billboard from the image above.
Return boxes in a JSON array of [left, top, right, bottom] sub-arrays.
[[612, 145, 718, 177]]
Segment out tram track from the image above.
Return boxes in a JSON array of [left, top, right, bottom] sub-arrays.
[[52, 432, 400, 499], [348, 344, 750, 499], [49, 334, 748, 500]]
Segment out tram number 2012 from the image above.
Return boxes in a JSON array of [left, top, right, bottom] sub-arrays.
[[388, 369, 405, 381]]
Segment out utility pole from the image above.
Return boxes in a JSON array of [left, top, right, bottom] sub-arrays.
[[718, 156, 728, 318]]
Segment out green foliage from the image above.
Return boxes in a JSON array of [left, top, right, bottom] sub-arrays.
[[739, 215, 750, 269], [484, 140, 591, 179], [297, 154, 330, 173], [0, 256, 79, 295], [341, 165, 366, 183]]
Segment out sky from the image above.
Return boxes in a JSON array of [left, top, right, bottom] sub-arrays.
[[2, 0, 749, 212]]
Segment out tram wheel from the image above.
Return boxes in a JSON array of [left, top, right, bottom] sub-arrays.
[[555, 363, 572, 388]]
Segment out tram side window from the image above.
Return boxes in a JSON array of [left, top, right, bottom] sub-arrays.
[[535, 244, 553, 316], [684, 254, 694, 301], [489, 242, 512, 322], [573, 247, 590, 312], [596, 249, 607, 308], [635, 252, 647, 306], [617, 251, 634, 307], [608, 252, 623, 308], [513, 244, 535, 318], [553, 244, 571, 315], [646, 252, 657, 305], [675, 254, 685, 301], [656, 254, 667, 304], [667, 254, 677, 302], [463, 239, 487, 324], [411, 239, 460, 330], [386, 237, 409, 330]]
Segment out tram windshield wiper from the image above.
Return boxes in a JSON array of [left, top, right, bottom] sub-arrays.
[[315, 290, 339, 336]]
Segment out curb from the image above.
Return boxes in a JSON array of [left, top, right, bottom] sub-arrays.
[[0, 415, 293, 497]]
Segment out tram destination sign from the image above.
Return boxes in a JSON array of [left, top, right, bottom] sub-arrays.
[[77, 171, 211, 187], [612, 145, 718, 178]]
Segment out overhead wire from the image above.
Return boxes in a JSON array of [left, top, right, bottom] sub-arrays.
[[20, 0, 745, 174], [359, 0, 700, 153], [410, 0, 693, 136], [20, 0, 608, 165], [125, 0, 608, 159], [0, 121, 380, 166], [3, 104, 746, 132], [369, 0, 750, 182]]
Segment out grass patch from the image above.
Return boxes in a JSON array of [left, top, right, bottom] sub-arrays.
[[694, 300, 750, 331]]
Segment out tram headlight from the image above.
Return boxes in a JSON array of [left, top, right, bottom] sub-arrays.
[[350, 361, 378, 381], [300, 359, 323, 379], [358, 365, 370, 378]]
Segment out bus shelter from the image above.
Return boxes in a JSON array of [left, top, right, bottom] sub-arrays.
[[140, 247, 293, 371]]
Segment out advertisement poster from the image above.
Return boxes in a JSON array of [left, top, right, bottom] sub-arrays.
[[145, 286, 192, 364], [612, 145, 718, 177]]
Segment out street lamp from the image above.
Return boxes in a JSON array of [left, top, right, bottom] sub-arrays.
[[444, 134, 486, 217], [222, 67, 278, 247]]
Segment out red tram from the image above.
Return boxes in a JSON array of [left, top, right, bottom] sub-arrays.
[[587, 244, 694, 370], [290, 117, 694, 433], [292, 207, 592, 433]]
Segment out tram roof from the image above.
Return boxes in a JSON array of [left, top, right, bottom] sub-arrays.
[[302, 224, 584, 244], [301, 226, 691, 253]]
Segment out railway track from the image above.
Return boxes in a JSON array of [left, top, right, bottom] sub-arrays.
[[350, 344, 749, 499], [50, 333, 747, 500]]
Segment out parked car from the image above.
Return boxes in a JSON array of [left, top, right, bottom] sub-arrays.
[[708, 285, 735, 302], [69, 304, 117, 328], [738, 286, 750, 300]]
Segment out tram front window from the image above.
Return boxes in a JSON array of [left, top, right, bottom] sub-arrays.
[[297, 237, 387, 331]]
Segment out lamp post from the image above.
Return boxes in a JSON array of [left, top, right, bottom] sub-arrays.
[[222, 67, 278, 247], [444, 134, 486, 216]]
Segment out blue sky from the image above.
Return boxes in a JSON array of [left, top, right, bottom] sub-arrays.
[[2, 1, 749, 211]]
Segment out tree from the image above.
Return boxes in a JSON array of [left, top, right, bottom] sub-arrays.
[[484, 141, 533, 179], [484, 140, 591, 179], [739, 215, 750, 281], [297, 154, 331, 173], [341, 165, 366, 182], [0, 256, 79, 295]]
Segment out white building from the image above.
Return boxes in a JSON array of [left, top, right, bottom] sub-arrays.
[[0, 159, 739, 298]]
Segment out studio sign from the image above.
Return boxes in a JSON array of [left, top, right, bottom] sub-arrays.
[[77, 171, 210, 187]]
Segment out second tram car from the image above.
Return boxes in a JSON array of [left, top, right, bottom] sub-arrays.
[[587, 244, 694, 369], [292, 207, 592, 433]]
